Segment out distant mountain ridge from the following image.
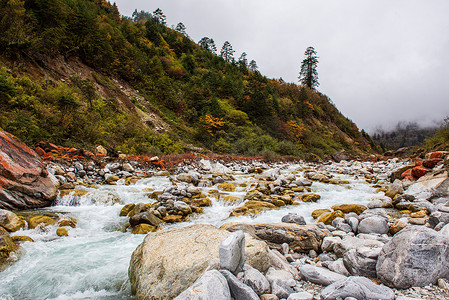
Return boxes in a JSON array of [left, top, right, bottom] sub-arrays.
[[0, 0, 379, 159]]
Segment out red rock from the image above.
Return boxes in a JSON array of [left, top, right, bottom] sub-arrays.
[[415, 160, 423, 166], [422, 158, 443, 169], [411, 166, 430, 178], [0, 129, 58, 210], [401, 169, 413, 178], [403, 176, 416, 182], [35, 147, 45, 157], [426, 151, 449, 160]]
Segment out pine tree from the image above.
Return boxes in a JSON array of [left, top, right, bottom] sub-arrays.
[[238, 52, 248, 67], [152, 8, 166, 25], [249, 60, 258, 72], [175, 22, 186, 35], [220, 41, 234, 62], [132, 9, 152, 23], [298, 46, 319, 90], [198, 37, 217, 53]]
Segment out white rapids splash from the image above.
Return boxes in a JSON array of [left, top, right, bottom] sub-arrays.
[[0, 164, 386, 299]]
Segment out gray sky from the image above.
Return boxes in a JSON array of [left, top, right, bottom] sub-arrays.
[[114, 0, 449, 133]]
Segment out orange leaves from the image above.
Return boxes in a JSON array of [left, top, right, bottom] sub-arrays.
[[287, 120, 305, 141], [202, 114, 225, 136]]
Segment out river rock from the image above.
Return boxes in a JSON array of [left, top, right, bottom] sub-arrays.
[[241, 264, 271, 295], [320, 276, 395, 300], [250, 223, 328, 253], [220, 230, 245, 274], [333, 236, 384, 257], [266, 268, 296, 299], [317, 211, 345, 225], [0, 209, 25, 232], [0, 129, 58, 210], [428, 211, 449, 228], [299, 264, 347, 286], [129, 212, 162, 228], [357, 215, 389, 234], [129, 224, 269, 299], [281, 213, 306, 225], [342, 246, 381, 278], [0, 227, 18, 269], [331, 204, 367, 215], [220, 269, 259, 300], [287, 292, 314, 300], [327, 259, 350, 277], [405, 171, 449, 200], [28, 215, 56, 229], [174, 270, 231, 300], [376, 226, 449, 289]]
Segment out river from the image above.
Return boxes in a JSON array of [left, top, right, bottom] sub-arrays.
[[0, 164, 384, 299]]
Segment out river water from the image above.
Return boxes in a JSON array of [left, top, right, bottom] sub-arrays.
[[0, 164, 384, 299]]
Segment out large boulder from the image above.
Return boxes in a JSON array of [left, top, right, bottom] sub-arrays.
[[129, 224, 269, 300], [0, 209, 25, 232], [223, 222, 329, 253], [342, 246, 381, 278], [299, 264, 347, 286], [320, 276, 395, 300], [405, 171, 449, 200], [0, 129, 58, 210], [376, 226, 449, 289]]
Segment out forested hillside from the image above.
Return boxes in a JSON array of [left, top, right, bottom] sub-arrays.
[[0, 0, 379, 159]]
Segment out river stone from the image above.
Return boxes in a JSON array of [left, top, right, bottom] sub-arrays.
[[357, 215, 388, 234], [174, 270, 231, 300], [0, 209, 25, 232], [299, 264, 347, 286], [287, 292, 314, 300], [327, 259, 350, 277], [129, 224, 269, 299], [331, 204, 367, 215], [242, 264, 271, 295], [131, 224, 156, 234], [120, 203, 135, 216], [266, 268, 296, 299], [376, 226, 449, 289], [220, 230, 245, 274], [0, 129, 58, 210], [333, 236, 384, 257], [28, 215, 56, 229], [281, 213, 306, 225], [321, 236, 340, 252], [220, 269, 259, 300], [0, 227, 18, 269], [342, 246, 381, 278], [320, 276, 395, 300], [428, 211, 449, 228], [129, 211, 162, 228], [317, 211, 345, 225]]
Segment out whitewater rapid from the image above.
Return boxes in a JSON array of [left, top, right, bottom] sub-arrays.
[[0, 165, 384, 299]]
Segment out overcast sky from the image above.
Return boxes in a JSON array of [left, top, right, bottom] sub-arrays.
[[114, 0, 449, 133]]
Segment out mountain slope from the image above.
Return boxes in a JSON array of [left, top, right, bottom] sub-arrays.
[[0, 0, 379, 158]]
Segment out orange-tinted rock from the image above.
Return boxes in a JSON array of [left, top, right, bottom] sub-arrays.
[[426, 151, 448, 160], [415, 160, 423, 166], [401, 169, 413, 178], [411, 166, 430, 179], [403, 176, 416, 182], [422, 158, 443, 169], [34, 147, 45, 157], [0, 129, 58, 210]]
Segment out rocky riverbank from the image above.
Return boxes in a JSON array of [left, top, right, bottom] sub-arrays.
[[1, 128, 449, 299]]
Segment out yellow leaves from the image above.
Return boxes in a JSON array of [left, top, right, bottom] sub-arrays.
[[305, 101, 314, 111], [202, 114, 225, 136], [287, 120, 305, 141]]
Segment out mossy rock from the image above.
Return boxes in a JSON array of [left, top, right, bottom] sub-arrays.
[[271, 199, 286, 207], [126, 177, 141, 185], [230, 200, 278, 217], [132, 224, 156, 234], [0, 227, 18, 268], [28, 215, 57, 229], [312, 209, 331, 219], [217, 183, 236, 192], [56, 227, 69, 237], [331, 204, 367, 215], [191, 198, 212, 207], [292, 187, 305, 193], [106, 175, 120, 183], [300, 193, 321, 202], [163, 215, 184, 223], [400, 210, 412, 215], [410, 210, 427, 218], [149, 191, 164, 199], [120, 203, 136, 217], [12, 236, 34, 243], [317, 210, 345, 225], [59, 189, 89, 198], [57, 219, 77, 228], [222, 196, 240, 204]]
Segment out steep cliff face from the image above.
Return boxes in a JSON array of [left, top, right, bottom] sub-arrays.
[[0, 129, 58, 210]]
